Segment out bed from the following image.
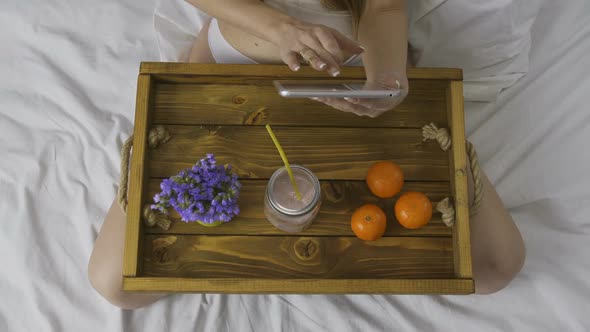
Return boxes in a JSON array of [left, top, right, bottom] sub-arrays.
[[1, 0, 589, 331]]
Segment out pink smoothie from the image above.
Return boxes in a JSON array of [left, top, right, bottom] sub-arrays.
[[264, 166, 321, 233]]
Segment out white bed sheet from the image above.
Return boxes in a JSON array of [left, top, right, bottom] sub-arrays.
[[1, 0, 589, 331]]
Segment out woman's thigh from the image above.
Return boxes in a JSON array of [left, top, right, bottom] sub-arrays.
[[189, 18, 216, 63]]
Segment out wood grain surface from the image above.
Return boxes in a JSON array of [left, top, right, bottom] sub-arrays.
[[147, 125, 449, 181], [151, 81, 448, 128], [446, 81, 473, 279], [144, 179, 452, 237], [141, 235, 454, 279], [140, 62, 463, 80], [123, 277, 474, 294], [124, 64, 473, 294], [123, 74, 151, 277]]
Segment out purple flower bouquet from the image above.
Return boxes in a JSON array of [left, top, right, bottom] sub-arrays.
[[151, 154, 241, 227]]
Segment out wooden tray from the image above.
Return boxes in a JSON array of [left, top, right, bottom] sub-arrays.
[[122, 62, 473, 294]]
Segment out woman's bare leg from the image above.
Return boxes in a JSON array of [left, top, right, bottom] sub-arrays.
[[189, 18, 215, 63], [469, 169, 526, 294], [407, 45, 522, 293], [88, 20, 216, 309], [88, 200, 167, 309]]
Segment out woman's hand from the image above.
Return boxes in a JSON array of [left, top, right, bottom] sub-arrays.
[[312, 71, 409, 118], [275, 21, 365, 76]]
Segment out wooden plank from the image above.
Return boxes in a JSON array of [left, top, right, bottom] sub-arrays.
[[123, 74, 152, 277], [153, 78, 447, 100], [123, 277, 474, 294], [446, 81, 473, 279], [151, 81, 448, 128], [140, 62, 463, 80], [140, 235, 454, 279], [144, 179, 452, 237], [147, 126, 449, 181]]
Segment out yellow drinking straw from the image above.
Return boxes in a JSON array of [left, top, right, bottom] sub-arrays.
[[265, 124, 302, 201]]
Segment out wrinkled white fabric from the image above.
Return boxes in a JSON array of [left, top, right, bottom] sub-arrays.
[[1, 0, 589, 331], [408, 0, 543, 102], [155, 0, 541, 101]]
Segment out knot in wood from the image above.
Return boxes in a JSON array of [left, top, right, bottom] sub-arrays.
[[152, 236, 177, 263], [294, 238, 319, 260], [203, 125, 220, 135], [243, 108, 268, 125], [323, 181, 344, 203], [232, 95, 247, 104], [148, 125, 171, 149]]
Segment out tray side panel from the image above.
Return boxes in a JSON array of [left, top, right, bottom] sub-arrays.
[[124, 277, 473, 294], [123, 74, 153, 277], [140, 62, 463, 80], [128, 65, 471, 294], [446, 81, 473, 280]]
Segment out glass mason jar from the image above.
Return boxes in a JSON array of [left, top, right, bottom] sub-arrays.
[[264, 165, 322, 233]]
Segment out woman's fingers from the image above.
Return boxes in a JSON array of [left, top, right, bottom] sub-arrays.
[[329, 28, 365, 55], [298, 48, 327, 72], [314, 97, 356, 115], [299, 34, 340, 76], [303, 27, 342, 76], [286, 25, 362, 76], [343, 97, 360, 104], [344, 97, 399, 113], [281, 50, 301, 71], [344, 97, 382, 109], [314, 97, 374, 117], [314, 28, 344, 64], [311, 97, 395, 118], [277, 22, 364, 76]]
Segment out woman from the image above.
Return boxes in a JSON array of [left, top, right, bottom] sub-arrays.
[[88, 0, 525, 309]]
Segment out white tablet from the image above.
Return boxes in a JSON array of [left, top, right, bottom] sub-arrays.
[[273, 80, 400, 99]]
